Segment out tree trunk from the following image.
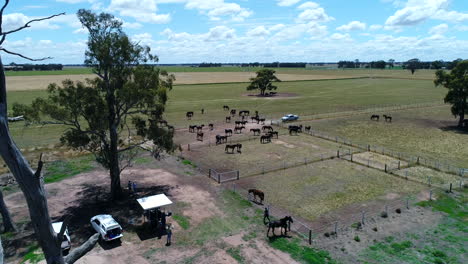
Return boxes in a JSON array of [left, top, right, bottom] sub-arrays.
[[458, 112, 465, 127], [105, 81, 122, 200], [0, 58, 65, 264], [64, 233, 99, 264], [0, 189, 16, 232], [0, 235, 3, 264]]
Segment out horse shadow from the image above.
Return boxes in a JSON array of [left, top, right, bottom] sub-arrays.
[[98, 238, 122, 250], [135, 223, 166, 241], [440, 125, 468, 135], [267, 234, 293, 241]]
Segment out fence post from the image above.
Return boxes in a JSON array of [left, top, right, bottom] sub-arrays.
[[429, 190, 433, 201], [237, 171, 240, 180], [406, 198, 409, 209], [337, 150, 340, 158], [334, 222, 338, 235], [208, 169, 211, 178], [385, 164, 387, 173], [398, 161, 401, 170], [283, 161, 286, 170], [309, 230, 312, 245], [417, 157, 420, 164], [188, 144, 190, 151], [367, 145, 370, 151], [428, 176, 431, 186], [449, 183, 452, 193], [351, 154, 353, 162], [405, 171, 408, 180], [361, 211, 365, 225], [304, 158, 307, 165], [218, 173, 221, 184]]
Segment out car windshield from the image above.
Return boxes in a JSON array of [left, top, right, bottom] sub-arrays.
[[106, 228, 121, 238]]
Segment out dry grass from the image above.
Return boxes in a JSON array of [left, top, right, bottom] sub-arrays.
[[394, 166, 463, 186], [237, 159, 425, 221]]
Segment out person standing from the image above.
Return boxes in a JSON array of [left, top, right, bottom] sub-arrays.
[[166, 223, 173, 246], [263, 207, 270, 225]]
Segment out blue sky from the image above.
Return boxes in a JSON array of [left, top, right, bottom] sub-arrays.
[[1, 0, 468, 64]]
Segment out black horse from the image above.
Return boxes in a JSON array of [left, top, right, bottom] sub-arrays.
[[216, 135, 227, 145], [234, 126, 245, 134], [186, 111, 194, 120], [262, 125, 273, 132], [371, 114, 379, 121], [258, 118, 266, 125], [225, 129, 233, 137], [383, 115, 392, 122], [248, 189, 264, 204], [268, 131, 279, 139], [196, 125, 204, 132], [250, 128, 261, 136], [289, 127, 300, 135], [223, 105, 230, 111], [260, 134, 272, 144], [226, 116, 231, 123], [196, 132, 203, 142], [188, 125, 196, 133], [235, 120, 243, 127], [305, 126, 311, 133], [208, 123, 214, 130], [251, 116, 258, 123], [225, 143, 242, 154], [230, 109, 237, 116], [267, 216, 293, 237]]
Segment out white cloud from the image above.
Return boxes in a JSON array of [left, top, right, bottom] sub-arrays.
[[108, 0, 171, 24], [247, 26, 270, 37], [276, 0, 301, 7], [369, 24, 383, 31], [429, 23, 448, 35], [385, 0, 468, 27], [157, 0, 253, 21], [330, 33, 352, 41], [2, 13, 80, 32], [269, 24, 286, 32], [298, 2, 319, 10], [455, 25, 468, 31], [296, 2, 333, 23], [336, 21, 366, 31]]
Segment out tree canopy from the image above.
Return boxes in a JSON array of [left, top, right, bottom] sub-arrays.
[[246, 69, 281, 96], [434, 60, 468, 128], [404, 58, 421, 75], [14, 9, 176, 200]]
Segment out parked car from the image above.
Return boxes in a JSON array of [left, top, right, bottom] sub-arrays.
[[52, 222, 71, 253], [90, 215, 123, 241], [281, 114, 299, 121]]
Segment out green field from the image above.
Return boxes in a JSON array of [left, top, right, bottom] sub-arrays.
[[308, 106, 468, 168]]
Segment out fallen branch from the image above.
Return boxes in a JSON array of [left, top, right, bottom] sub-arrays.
[[64, 233, 99, 264]]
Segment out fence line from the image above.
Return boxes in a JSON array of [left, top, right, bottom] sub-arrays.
[[225, 182, 434, 247]]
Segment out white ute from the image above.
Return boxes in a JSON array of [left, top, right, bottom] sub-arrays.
[[90, 215, 123, 241], [52, 222, 71, 253]]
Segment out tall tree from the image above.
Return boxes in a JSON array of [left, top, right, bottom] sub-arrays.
[[14, 10, 175, 200], [434, 60, 468, 128], [404, 58, 421, 75], [0, 1, 99, 263], [388, 59, 395, 68], [246, 69, 281, 96], [431, 60, 445, 70]]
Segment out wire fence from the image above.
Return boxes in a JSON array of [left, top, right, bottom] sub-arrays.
[[270, 121, 466, 178], [225, 182, 446, 246]]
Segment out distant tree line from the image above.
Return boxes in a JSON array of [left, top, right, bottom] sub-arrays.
[[5, 63, 63, 71], [198, 62, 222, 67], [338, 58, 463, 72], [198, 62, 307, 68]]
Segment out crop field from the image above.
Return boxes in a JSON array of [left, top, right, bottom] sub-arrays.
[[235, 159, 426, 221]]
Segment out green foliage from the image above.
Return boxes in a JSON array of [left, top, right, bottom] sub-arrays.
[[354, 236, 361, 242], [173, 214, 190, 230], [21, 244, 44, 264], [44, 155, 94, 183], [226, 247, 245, 263], [417, 191, 467, 220], [434, 60, 468, 126], [241, 231, 257, 241], [269, 237, 337, 264], [182, 159, 197, 168], [246, 69, 281, 95]]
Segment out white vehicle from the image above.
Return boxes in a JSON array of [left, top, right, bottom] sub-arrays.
[[281, 114, 299, 121], [52, 222, 71, 253], [90, 215, 123, 241]]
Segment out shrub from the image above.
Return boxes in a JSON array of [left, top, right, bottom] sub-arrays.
[[380, 211, 388, 218], [354, 236, 361, 242], [395, 208, 402, 214], [324, 232, 330, 237], [372, 227, 378, 232]]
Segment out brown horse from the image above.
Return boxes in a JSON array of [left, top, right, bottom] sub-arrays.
[[196, 132, 204, 142], [260, 134, 272, 144], [248, 189, 264, 204]]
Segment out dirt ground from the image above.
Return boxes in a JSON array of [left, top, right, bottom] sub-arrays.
[[6, 72, 355, 91], [3, 155, 299, 264]]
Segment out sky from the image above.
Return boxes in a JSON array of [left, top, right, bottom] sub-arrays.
[[1, 0, 468, 64]]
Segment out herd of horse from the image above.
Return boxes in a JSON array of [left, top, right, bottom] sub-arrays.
[[371, 114, 393, 122]]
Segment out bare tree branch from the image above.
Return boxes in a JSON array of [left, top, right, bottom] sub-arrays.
[[64, 233, 99, 264], [0, 0, 10, 34], [0, 12, 65, 37], [0, 48, 51, 61], [57, 216, 71, 248]]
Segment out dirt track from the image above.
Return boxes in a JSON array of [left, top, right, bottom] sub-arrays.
[[6, 72, 355, 91]]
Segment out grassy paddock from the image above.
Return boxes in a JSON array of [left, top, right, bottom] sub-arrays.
[[237, 159, 425, 221], [308, 106, 468, 167]]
